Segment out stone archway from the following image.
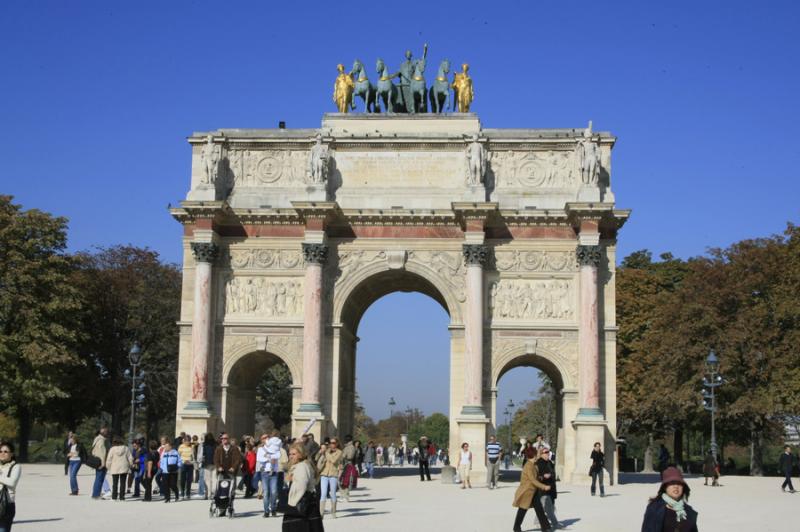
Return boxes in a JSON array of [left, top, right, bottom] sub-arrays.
[[223, 350, 296, 438], [492, 340, 578, 481], [327, 263, 456, 448], [172, 114, 629, 485]]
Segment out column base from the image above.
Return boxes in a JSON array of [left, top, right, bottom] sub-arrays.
[[177, 404, 214, 437], [576, 407, 604, 419], [456, 415, 490, 483], [460, 405, 486, 416], [293, 411, 326, 442], [184, 400, 211, 411], [571, 417, 608, 485], [297, 402, 323, 413]]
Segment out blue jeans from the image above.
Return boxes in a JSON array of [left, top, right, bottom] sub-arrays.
[[68, 460, 81, 494], [261, 472, 279, 513], [198, 467, 207, 498], [92, 468, 107, 498], [320, 475, 338, 502], [365, 462, 374, 478]]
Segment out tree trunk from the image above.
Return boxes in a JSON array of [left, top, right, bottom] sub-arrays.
[[673, 427, 684, 468], [750, 429, 764, 476], [16, 404, 32, 463]]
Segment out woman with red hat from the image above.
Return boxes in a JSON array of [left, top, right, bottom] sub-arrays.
[[641, 466, 699, 531]]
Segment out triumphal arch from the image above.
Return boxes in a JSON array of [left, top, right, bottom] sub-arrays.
[[171, 112, 628, 483]]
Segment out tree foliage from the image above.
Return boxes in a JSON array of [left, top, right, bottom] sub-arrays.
[[72, 245, 181, 438], [617, 224, 800, 474], [255, 363, 293, 432], [0, 196, 84, 460]]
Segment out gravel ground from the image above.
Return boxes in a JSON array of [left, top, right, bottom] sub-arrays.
[[8, 464, 794, 531]]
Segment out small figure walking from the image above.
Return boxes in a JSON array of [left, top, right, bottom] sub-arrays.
[[703, 450, 719, 487], [779, 445, 796, 493], [590, 442, 605, 497]]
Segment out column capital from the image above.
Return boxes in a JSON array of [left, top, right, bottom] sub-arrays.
[[462, 244, 489, 267], [302, 243, 329, 265], [191, 242, 219, 264], [576, 244, 602, 267]]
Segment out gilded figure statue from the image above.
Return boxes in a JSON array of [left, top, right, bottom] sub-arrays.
[[452, 63, 474, 112], [333, 64, 355, 113]]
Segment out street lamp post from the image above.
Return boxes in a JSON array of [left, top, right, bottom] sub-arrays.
[[506, 399, 515, 455], [126, 342, 145, 448], [389, 397, 396, 419], [404, 406, 412, 434], [702, 350, 724, 462]]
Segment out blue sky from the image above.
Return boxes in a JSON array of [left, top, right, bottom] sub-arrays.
[[2, 1, 798, 420]]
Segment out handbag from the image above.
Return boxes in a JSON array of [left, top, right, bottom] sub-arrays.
[[295, 489, 315, 517], [85, 455, 102, 470], [0, 464, 14, 519]]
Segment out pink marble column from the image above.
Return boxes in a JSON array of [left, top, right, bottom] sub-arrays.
[[461, 244, 488, 415], [188, 242, 218, 409], [577, 244, 602, 417], [299, 243, 328, 412]]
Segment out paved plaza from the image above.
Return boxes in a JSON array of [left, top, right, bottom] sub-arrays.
[[9, 464, 793, 531]]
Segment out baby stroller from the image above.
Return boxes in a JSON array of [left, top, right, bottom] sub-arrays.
[[209, 474, 235, 518]]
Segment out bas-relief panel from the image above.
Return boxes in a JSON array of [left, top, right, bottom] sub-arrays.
[[328, 248, 466, 302], [489, 279, 574, 321], [492, 337, 579, 388], [226, 248, 303, 270], [494, 250, 578, 273], [489, 150, 578, 188], [224, 276, 303, 318], [226, 149, 309, 187]]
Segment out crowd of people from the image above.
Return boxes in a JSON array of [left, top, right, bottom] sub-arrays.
[[13, 429, 778, 532]]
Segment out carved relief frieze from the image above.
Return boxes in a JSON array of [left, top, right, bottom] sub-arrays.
[[492, 337, 579, 388], [227, 149, 309, 187], [408, 250, 466, 302], [334, 250, 388, 286], [489, 150, 577, 188], [227, 248, 303, 270], [489, 279, 574, 320], [224, 276, 303, 317], [494, 250, 578, 272]]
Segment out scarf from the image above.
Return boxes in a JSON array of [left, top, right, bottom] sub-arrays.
[[661, 492, 687, 522]]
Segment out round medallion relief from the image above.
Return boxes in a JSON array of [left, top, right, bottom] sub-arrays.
[[517, 156, 547, 187], [256, 154, 283, 183]]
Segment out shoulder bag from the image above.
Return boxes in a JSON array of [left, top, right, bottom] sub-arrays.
[[0, 464, 15, 519]]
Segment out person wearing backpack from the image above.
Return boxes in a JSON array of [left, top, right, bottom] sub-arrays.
[[0, 441, 21, 532]]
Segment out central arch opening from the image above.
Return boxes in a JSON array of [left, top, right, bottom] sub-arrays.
[[334, 268, 454, 464]]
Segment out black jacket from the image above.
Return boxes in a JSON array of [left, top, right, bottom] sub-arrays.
[[779, 452, 794, 474], [641, 498, 698, 532], [536, 458, 557, 499], [590, 450, 604, 471]]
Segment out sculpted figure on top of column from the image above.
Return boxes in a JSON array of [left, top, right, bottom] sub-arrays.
[[200, 135, 221, 185], [576, 121, 601, 186], [308, 133, 330, 184], [465, 135, 487, 186]]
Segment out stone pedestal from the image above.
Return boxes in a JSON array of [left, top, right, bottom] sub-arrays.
[[292, 413, 326, 442], [577, 185, 601, 202], [463, 185, 486, 202], [571, 418, 607, 485], [456, 415, 489, 482], [441, 465, 456, 484], [304, 183, 327, 202]]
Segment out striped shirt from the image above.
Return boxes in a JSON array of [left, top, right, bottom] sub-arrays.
[[486, 442, 502, 461]]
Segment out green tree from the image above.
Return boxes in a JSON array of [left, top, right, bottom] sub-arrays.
[[255, 363, 293, 431], [0, 196, 83, 461], [73, 246, 181, 438]]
